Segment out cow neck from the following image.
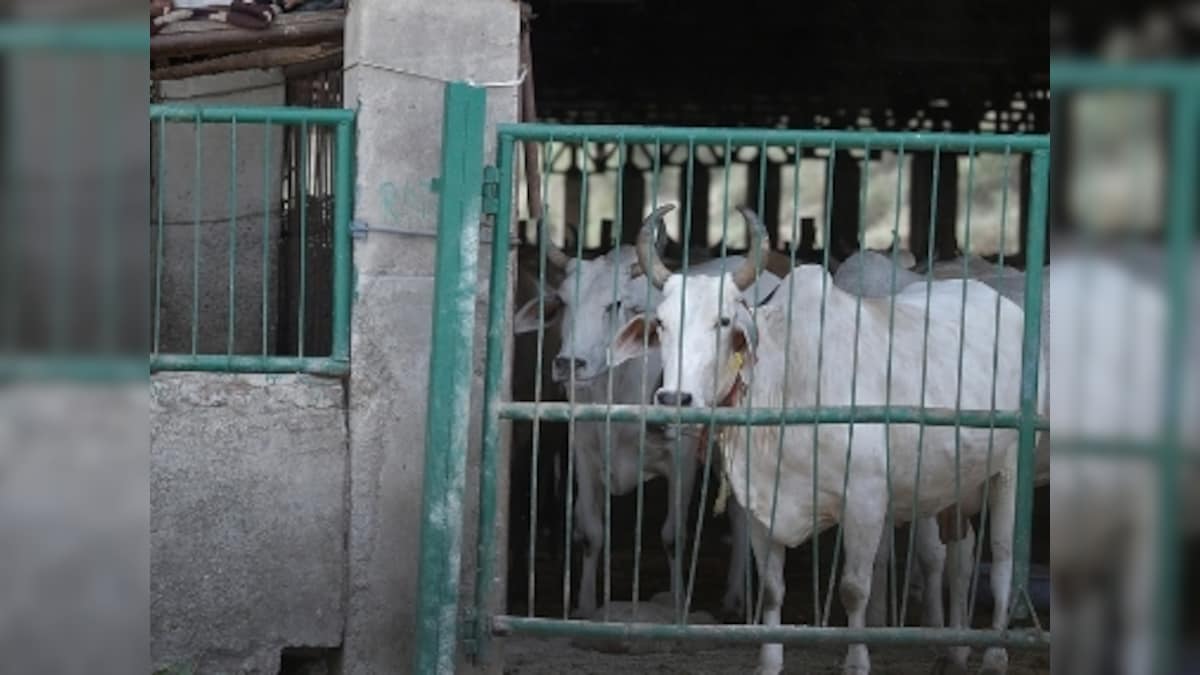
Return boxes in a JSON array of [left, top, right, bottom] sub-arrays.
[[694, 351, 749, 464]]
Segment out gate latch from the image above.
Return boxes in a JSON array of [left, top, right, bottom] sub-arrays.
[[481, 165, 500, 218]]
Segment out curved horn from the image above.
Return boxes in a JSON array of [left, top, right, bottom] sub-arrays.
[[539, 218, 573, 270], [733, 206, 770, 291], [636, 204, 675, 289]]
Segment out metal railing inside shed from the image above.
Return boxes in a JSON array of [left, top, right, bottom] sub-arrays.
[[149, 104, 354, 375], [469, 123, 1051, 662], [0, 23, 147, 379], [1050, 61, 1198, 675]]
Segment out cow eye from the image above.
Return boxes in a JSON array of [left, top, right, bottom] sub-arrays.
[[719, 316, 732, 328]]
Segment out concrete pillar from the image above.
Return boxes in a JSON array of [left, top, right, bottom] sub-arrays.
[[342, 1, 519, 672]]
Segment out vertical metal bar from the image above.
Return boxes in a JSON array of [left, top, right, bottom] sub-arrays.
[[603, 140, 625, 621], [473, 132, 515, 661], [298, 120, 309, 357], [684, 149, 724, 619], [51, 58, 73, 354], [331, 119, 353, 362], [100, 57, 119, 352], [192, 113, 202, 355], [154, 116, 166, 355], [262, 119, 273, 357], [1152, 83, 1196, 675], [883, 144, 906, 626], [825, 142, 870, 626], [901, 144, 942, 625], [632, 139, 662, 615], [943, 146, 977, 640], [532, 133, 554, 619], [672, 136, 696, 623], [413, 81, 486, 675], [1010, 148, 1049, 622], [2, 54, 22, 352], [528, 135, 553, 618], [809, 141, 836, 624], [227, 118, 238, 357], [562, 139, 586, 620], [968, 145, 1013, 623]]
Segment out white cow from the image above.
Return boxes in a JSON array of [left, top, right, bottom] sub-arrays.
[[611, 206, 1031, 674], [512, 220, 783, 619], [839, 249, 1051, 671]]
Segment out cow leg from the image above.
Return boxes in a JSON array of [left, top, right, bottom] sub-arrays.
[[942, 521, 975, 673], [982, 469, 1017, 674], [572, 455, 604, 619], [1118, 511, 1154, 675], [841, 499, 887, 675], [749, 518, 786, 675], [866, 525, 892, 627], [722, 498, 750, 620], [914, 517, 946, 629], [661, 447, 697, 614]]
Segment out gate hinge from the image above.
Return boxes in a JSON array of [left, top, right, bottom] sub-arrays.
[[481, 165, 500, 218], [460, 608, 479, 659]]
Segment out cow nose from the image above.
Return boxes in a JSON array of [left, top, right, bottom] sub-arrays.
[[656, 390, 693, 407], [554, 357, 586, 374]]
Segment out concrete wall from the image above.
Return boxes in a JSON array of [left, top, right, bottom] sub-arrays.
[[151, 373, 348, 674], [154, 70, 285, 355], [342, 0, 520, 672]]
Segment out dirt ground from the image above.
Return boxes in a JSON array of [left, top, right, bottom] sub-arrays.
[[501, 636, 1051, 674]]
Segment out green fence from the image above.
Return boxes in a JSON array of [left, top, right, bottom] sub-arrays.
[[0, 23, 147, 379], [1050, 61, 1197, 675], [149, 104, 355, 376], [416, 83, 1053, 673]]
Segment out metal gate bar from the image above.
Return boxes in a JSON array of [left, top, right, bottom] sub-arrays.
[[492, 616, 1050, 648], [414, 82, 488, 674]]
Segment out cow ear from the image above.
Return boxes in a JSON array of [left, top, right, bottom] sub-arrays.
[[513, 295, 563, 334], [731, 314, 757, 365], [610, 314, 658, 366]]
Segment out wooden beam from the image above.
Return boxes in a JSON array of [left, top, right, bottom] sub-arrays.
[[151, 45, 341, 80], [151, 11, 345, 58]]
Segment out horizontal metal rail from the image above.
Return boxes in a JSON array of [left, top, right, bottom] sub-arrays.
[[150, 354, 349, 376], [0, 23, 146, 51], [493, 617, 1051, 649], [1052, 61, 1200, 89], [498, 123, 1050, 152], [0, 357, 148, 381], [150, 104, 356, 125], [500, 401, 1049, 430]]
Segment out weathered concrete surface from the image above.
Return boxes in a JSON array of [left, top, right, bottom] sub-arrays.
[[342, 0, 520, 672], [0, 385, 148, 675], [154, 71, 285, 356], [151, 373, 348, 674]]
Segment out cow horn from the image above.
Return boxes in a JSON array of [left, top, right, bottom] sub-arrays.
[[636, 204, 674, 289], [539, 218, 573, 270], [733, 206, 770, 291]]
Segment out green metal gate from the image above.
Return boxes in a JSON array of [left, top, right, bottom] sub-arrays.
[[415, 81, 1058, 673]]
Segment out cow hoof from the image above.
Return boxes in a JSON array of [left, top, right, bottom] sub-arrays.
[[843, 644, 871, 674], [979, 647, 1008, 675], [754, 664, 783, 675]]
